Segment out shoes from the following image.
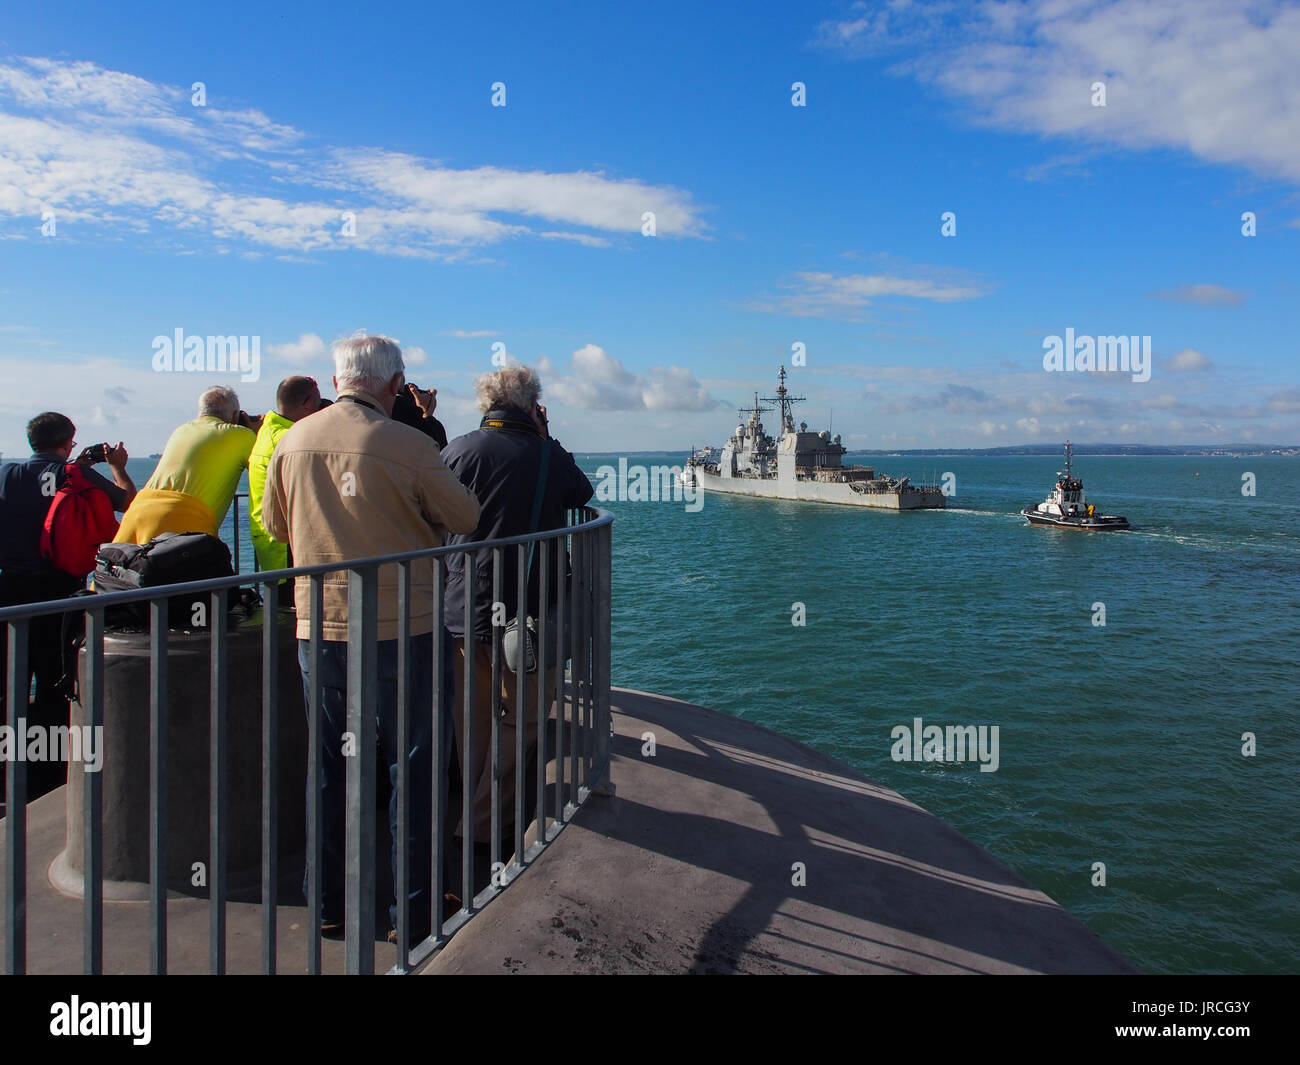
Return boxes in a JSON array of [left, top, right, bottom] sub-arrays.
[[320, 920, 345, 940], [386, 894, 463, 944]]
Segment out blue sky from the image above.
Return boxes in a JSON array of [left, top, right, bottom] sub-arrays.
[[1, 0, 1298, 456]]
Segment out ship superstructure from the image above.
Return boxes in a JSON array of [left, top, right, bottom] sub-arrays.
[[682, 366, 945, 510]]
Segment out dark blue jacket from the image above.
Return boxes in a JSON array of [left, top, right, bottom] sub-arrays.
[[440, 409, 593, 639]]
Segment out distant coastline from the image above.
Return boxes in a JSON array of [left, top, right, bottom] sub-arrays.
[[579, 444, 1299, 459], [846, 444, 1300, 457]]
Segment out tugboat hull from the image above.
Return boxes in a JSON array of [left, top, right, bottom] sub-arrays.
[[1021, 507, 1129, 530]]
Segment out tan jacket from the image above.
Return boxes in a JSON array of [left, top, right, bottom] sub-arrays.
[[263, 390, 481, 640]]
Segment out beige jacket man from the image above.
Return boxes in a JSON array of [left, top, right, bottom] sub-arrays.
[[263, 388, 480, 641]]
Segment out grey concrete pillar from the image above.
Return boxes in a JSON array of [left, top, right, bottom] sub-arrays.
[[52, 609, 306, 900]]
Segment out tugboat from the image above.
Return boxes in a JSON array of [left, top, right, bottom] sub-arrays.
[[681, 366, 945, 510], [1022, 442, 1128, 530]]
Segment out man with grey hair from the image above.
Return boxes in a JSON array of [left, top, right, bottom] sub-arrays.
[[264, 332, 480, 943], [440, 365, 593, 865], [198, 385, 240, 421], [113, 386, 257, 543]]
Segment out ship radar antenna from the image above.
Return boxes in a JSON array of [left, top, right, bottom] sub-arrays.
[[762, 364, 805, 435]]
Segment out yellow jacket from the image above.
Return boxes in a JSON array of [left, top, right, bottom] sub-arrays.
[[115, 416, 254, 544]]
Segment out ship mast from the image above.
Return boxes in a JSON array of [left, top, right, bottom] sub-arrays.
[[761, 365, 806, 434], [1064, 440, 1072, 479]]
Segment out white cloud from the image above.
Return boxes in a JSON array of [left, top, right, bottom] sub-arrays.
[[266, 333, 327, 365], [817, 0, 1300, 184], [404, 345, 429, 367], [1166, 348, 1214, 372], [1150, 284, 1246, 307], [1267, 388, 1300, 412], [751, 269, 987, 320], [547, 344, 721, 412], [0, 56, 706, 257]]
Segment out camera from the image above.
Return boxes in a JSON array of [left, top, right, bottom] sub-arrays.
[[80, 442, 110, 464]]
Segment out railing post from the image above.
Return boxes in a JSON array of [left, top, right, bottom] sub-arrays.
[[490, 548, 503, 877], [84, 607, 105, 975], [462, 550, 476, 910], [592, 519, 613, 793], [306, 575, 324, 975], [394, 561, 410, 965], [4, 620, 29, 975], [232, 495, 241, 574], [209, 590, 228, 974], [431, 562, 445, 943], [345, 566, 378, 974], [149, 602, 168, 974], [261, 578, 279, 974]]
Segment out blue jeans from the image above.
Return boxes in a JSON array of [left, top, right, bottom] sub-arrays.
[[297, 628, 454, 932]]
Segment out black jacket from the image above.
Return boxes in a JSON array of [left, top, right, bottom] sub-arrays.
[[391, 390, 448, 449], [440, 408, 594, 639]]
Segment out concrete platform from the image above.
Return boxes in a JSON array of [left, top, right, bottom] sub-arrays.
[[423, 688, 1138, 974]]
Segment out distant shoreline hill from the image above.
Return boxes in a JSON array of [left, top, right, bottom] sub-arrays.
[[581, 444, 1299, 459], [845, 444, 1300, 458]]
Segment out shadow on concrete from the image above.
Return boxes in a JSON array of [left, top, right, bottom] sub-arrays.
[[568, 689, 1135, 974]]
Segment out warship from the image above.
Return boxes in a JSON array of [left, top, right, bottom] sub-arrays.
[[1021, 441, 1129, 530], [682, 366, 945, 510]]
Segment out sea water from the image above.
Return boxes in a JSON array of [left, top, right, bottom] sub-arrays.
[[580, 452, 1299, 975]]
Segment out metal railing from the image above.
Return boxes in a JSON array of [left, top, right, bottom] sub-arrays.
[[1, 506, 613, 975]]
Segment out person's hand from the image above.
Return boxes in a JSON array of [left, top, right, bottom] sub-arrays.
[[106, 442, 128, 469], [238, 410, 264, 433], [407, 383, 437, 417], [532, 403, 549, 439]]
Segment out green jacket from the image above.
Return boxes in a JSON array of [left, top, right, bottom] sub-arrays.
[[248, 411, 295, 575]]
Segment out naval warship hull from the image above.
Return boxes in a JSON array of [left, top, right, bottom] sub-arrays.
[[694, 470, 945, 510]]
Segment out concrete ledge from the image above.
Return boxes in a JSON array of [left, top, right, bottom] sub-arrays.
[[423, 688, 1138, 974]]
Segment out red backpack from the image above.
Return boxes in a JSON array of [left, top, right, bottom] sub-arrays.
[[40, 463, 120, 577]]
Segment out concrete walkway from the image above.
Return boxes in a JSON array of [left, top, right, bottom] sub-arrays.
[[424, 688, 1137, 974]]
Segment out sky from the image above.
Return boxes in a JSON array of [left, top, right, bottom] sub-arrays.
[[1, 0, 1298, 456]]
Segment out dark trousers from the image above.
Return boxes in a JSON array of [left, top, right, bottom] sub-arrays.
[[296, 628, 454, 933], [0, 570, 82, 797]]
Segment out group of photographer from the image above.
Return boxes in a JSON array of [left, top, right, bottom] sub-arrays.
[[1, 333, 594, 945]]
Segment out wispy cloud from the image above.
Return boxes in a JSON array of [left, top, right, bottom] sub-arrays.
[[816, 0, 1300, 184], [1149, 283, 1247, 307], [0, 56, 706, 258], [1165, 347, 1214, 372], [750, 269, 988, 320]]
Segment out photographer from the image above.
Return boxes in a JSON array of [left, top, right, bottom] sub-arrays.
[[0, 412, 136, 795], [113, 387, 255, 544]]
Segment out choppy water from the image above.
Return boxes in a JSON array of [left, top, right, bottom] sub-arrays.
[[579, 452, 1300, 975]]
